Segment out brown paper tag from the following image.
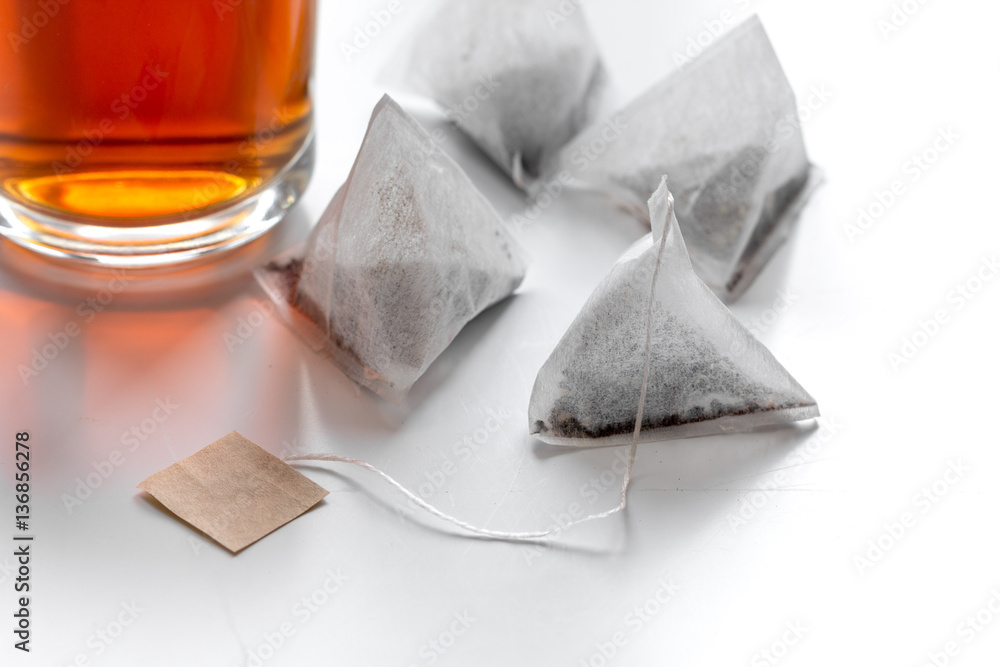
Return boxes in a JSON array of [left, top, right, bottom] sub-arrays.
[[138, 432, 328, 553]]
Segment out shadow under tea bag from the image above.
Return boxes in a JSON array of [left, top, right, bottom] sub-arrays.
[[258, 95, 528, 404], [554, 16, 818, 300], [529, 177, 818, 448], [387, 0, 605, 189]]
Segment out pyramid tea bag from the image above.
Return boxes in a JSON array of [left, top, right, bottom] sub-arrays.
[[529, 177, 818, 447], [554, 16, 817, 300], [257, 96, 528, 403], [387, 0, 605, 189]]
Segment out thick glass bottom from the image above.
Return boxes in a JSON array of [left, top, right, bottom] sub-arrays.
[[0, 134, 314, 268]]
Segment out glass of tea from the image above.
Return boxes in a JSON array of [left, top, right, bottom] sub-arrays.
[[0, 0, 316, 267]]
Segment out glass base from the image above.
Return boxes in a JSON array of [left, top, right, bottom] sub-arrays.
[[0, 134, 314, 268]]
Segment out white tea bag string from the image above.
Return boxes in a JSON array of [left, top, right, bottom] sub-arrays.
[[284, 199, 671, 541], [284, 452, 551, 540], [285, 433, 632, 540]]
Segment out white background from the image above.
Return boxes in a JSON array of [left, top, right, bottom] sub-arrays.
[[2, 0, 999, 665]]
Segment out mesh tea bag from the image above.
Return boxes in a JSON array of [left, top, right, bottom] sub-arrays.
[[529, 177, 818, 447], [388, 0, 605, 189], [258, 95, 528, 403], [554, 16, 817, 300]]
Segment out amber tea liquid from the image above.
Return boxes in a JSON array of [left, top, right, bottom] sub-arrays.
[[0, 0, 316, 265]]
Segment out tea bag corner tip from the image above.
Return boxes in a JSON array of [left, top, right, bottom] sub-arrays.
[[529, 175, 821, 448]]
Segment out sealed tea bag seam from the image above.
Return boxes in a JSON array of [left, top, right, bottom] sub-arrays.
[[316, 187, 346, 342]]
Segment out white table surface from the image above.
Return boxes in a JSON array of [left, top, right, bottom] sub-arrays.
[[2, 0, 999, 665]]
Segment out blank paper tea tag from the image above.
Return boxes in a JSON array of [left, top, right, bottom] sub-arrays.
[[138, 432, 328, 553]]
